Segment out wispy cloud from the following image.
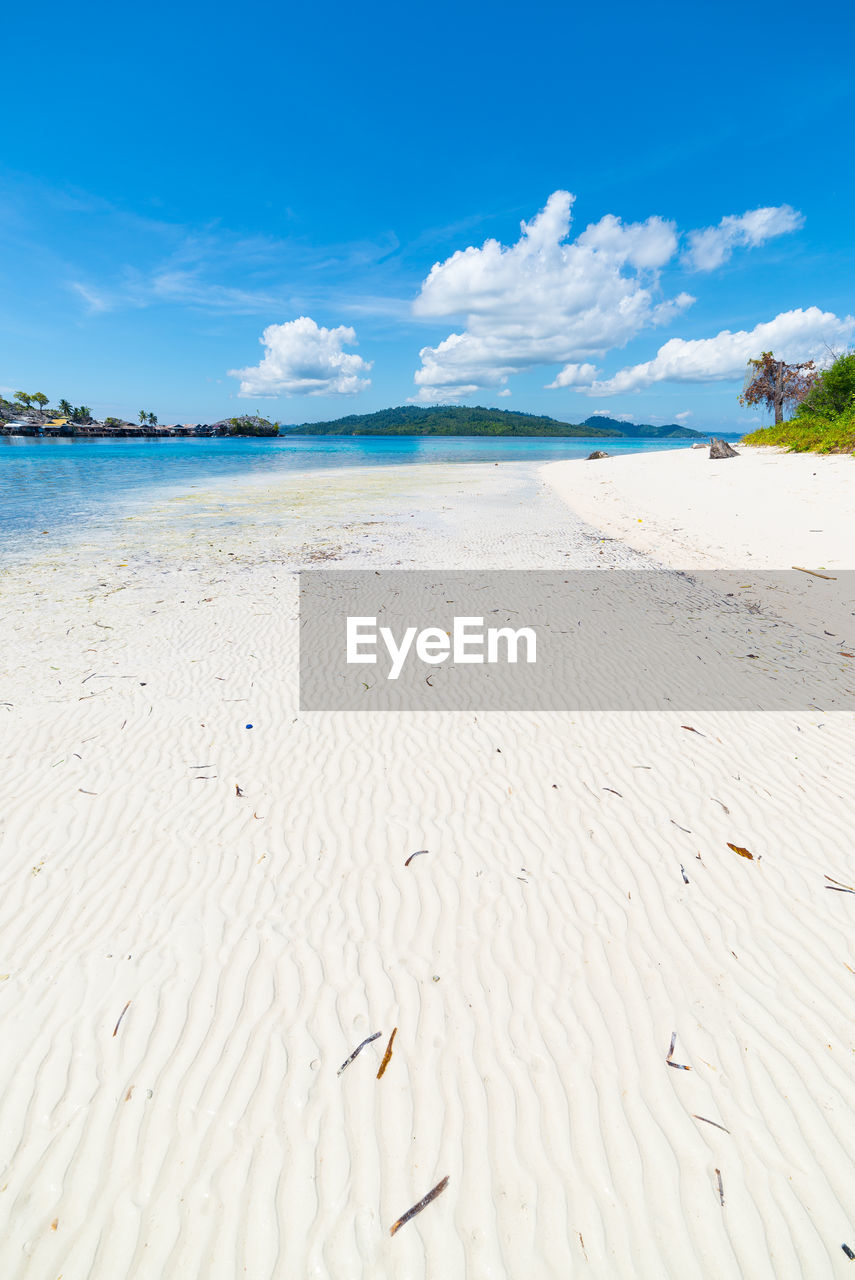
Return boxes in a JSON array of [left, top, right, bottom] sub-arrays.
[[68, 281, 113, 313], [54, 196, 409, 319], [682, 205, 804, 272]]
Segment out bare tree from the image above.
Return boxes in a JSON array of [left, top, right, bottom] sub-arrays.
[[739, 351, 817, 424]]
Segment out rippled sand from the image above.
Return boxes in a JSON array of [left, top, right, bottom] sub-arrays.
[[1, 455, 853, 1278]]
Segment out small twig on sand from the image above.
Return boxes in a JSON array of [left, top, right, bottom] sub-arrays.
[[390, 1175, 450, 1236], [113, 1001, 131, 1037], [694, 1115, 730, 1133], [666, 1031, 691, 1071], [825, 875, 855, 895], [337, 1031, 381, 1076], [715, 1168, 725, 1206], [377, 1027, 397, 1079], [792, 566, 837, 580], [405, 850, 428, 867]]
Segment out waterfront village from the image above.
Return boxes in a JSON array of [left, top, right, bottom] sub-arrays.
[[0, 394, 278, 437]]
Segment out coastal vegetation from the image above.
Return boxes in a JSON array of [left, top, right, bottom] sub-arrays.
[[741, 350, 855, 453], [1, 397, 706, 441], [14, 390, 49, 411], [222, 415, 279, 436], [282, 406, 703, 438], [2, 393, 92, 423]]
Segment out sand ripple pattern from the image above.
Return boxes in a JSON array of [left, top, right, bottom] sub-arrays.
[[0, 461, 854, 1278]]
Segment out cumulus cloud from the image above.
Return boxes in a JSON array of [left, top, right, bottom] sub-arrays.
[[682, 205, 804, 272], [547, 362, 600, 389], [410, 191, 694, 401], [229, 316, 372, 397], [581, 307, 855, 395]]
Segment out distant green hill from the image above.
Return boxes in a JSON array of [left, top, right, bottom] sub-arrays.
[[581, 415, 703, 439], [282, 406, 611, 436], [280, 405, 704, 438]]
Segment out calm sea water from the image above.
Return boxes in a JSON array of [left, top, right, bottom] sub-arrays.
[[0, 433, 712, 564]]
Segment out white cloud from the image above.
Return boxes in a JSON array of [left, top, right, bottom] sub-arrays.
[[674, 410, 693, 422], [229, 316, 372, 397], [547, 362, 600, 389], [410, 191, 694, 401], [498, 388, 512, 397], [581, 307, 855, 395], [410, 379, 482, 406], [682, 205, 804, 272]]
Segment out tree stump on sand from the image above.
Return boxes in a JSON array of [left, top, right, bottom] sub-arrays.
[[586, 450, 610, 460], [709, 438, 739, 459]]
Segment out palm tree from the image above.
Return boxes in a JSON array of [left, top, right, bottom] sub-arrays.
[[139, 409, 148, 425], [58, 398, 73, 417], [73, 405, 91, 423], [147, 411, 158, 427]]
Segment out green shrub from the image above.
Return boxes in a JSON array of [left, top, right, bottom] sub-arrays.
[[742, 401, 855, 453], [796, 349, 855, 418]]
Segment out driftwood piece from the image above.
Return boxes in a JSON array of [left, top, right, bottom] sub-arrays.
[[709, 437, 739, 459]]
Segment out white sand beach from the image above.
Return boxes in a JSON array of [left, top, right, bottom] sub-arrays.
[[1, 450, 854, 1278], [544, 444, 854, 571]]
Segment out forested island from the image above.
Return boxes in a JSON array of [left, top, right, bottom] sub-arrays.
[[281, 406, 704, 438], [2, 394, 707, 440]]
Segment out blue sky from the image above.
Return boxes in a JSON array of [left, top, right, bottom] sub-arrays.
[[2, 0, 853, 429]]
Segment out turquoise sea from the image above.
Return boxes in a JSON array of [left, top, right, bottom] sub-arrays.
[[0, 433, 720, 565]]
